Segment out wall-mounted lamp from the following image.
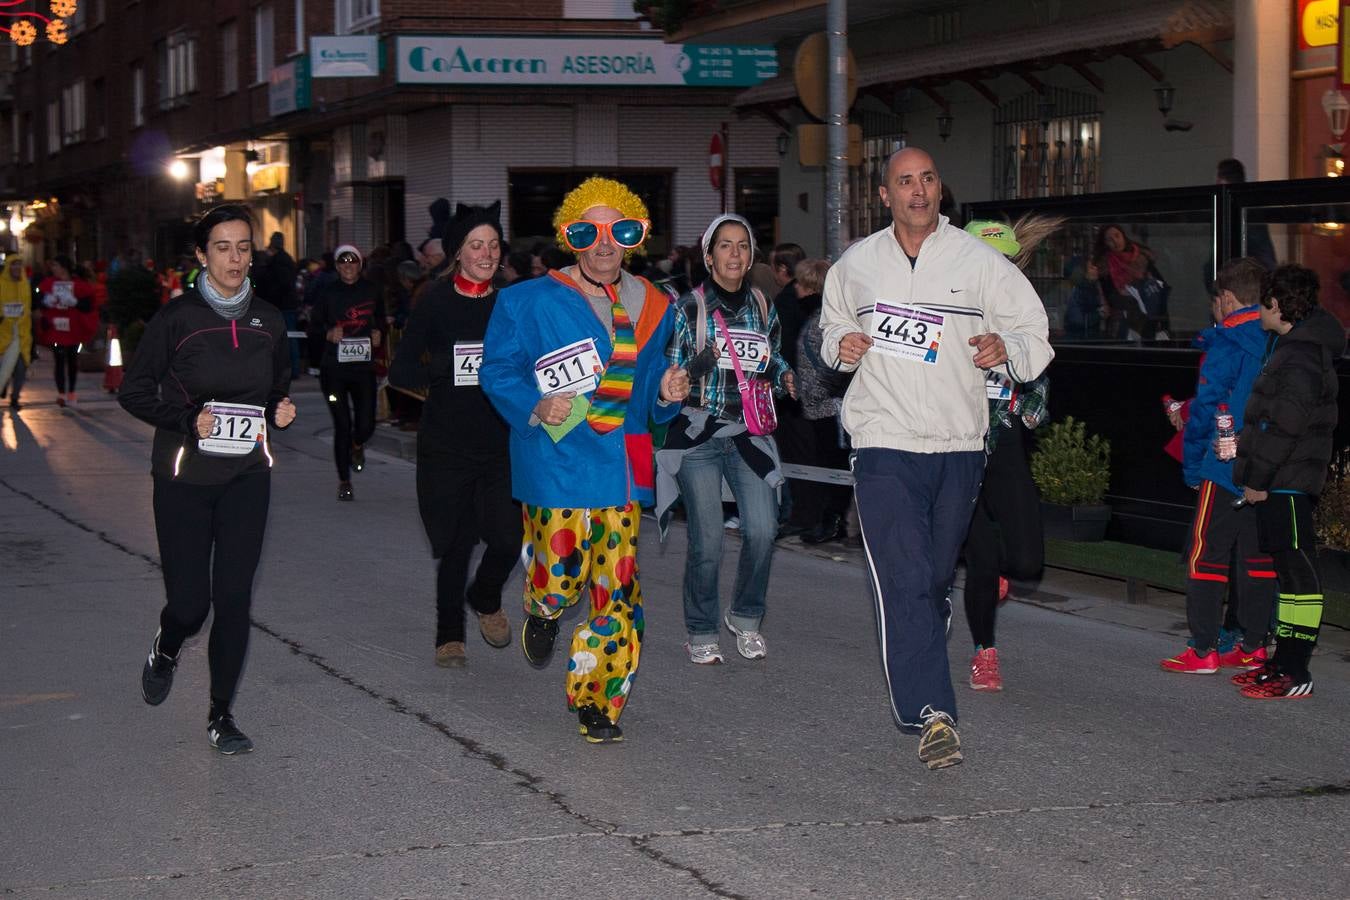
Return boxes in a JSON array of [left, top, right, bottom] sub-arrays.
[[776, 131, 790, 159], [1154, 82, 1175, 117], [937, 112, 953, 142], [1322, 89, 1350, 141]]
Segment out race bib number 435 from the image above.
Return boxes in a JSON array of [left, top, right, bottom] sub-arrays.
[[870, 302, 944, 365], [534, 338, 602, 396], [198, 402, 266, 457], [716, 329, 771, 374]]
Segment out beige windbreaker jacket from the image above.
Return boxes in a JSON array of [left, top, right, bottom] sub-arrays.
[[820, 217, 1053, 454]]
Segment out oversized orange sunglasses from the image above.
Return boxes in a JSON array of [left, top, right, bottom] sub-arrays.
[[559, 218, 651, 252]]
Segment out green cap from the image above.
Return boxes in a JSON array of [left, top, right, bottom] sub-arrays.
[[964, 219, 1020, 257]]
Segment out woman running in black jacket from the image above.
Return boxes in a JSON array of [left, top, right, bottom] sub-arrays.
[[120, 204, 296, 755]]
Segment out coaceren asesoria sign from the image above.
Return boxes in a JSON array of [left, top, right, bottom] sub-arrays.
[[394, 36, 777, 87]]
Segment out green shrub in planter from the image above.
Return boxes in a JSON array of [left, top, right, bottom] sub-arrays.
[[1030, 416, 1110, 506]]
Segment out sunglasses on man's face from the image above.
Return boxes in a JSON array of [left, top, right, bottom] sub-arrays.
[[560, 218, 650, 253]]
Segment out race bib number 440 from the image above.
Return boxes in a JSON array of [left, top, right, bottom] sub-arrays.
[[716, 329, 771, 374], [198, 402, 266, 457], [534, 338, 602, 396], [870, 302, 944, 365], [454, 342, 483, 386], [338, 337, 372, 363]]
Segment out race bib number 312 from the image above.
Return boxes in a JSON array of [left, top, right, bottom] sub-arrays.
[[198, 402, 266, 457], [870, 302, 944, 365]]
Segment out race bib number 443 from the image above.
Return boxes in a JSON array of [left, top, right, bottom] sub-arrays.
[[198, 402, 266, 457], [454, 342, 483, 386], [870, 302, 944, 365], [534, 338, 602, 396]]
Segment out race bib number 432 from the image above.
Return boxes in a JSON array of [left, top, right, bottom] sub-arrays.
[[870, 302, 944, 365], [197, 402, 266, 457], [534, 338, 602, 396], [454, 342, 483, 386]]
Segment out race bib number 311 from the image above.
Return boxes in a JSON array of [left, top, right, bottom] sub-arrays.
[[198, 402, 266, 457], [534, 338, 602, 396], [870, 302, 944, 365]]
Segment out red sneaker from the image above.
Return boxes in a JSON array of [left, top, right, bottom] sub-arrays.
[[970, 647, 1003, 691], [1240, 672, 1313, 700], [1231, 661, 1277, 686], [1160, 647, 1219, 674], [997, 577, 1010, 604], [1216, 645, 1267, 670]]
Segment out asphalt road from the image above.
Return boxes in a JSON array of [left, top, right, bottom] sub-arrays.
[[3, 377, 1348, 899]]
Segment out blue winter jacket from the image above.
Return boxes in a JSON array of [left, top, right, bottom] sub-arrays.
[[1182, 305, 1266, 493], [480, 269, 678, 509]]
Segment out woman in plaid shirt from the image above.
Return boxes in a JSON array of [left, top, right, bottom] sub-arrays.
[[656, 214, 795, 667]]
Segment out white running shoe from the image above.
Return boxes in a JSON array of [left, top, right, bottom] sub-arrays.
[[685, 641, 725, 665], [723, 616, 767, 660]]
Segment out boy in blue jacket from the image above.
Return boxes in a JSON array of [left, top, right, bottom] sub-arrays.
[[480, 177, 689, 744], [1161, 258, 1276, 674]]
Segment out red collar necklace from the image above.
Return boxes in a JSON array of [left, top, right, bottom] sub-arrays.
[[453, 272, 492, 297]]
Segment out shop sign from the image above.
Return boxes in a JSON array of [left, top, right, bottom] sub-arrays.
[[311, 36, 380, 78], [269, 57, 311, 117], [395, 36, 777, 87], [1297, 0, 1338, 70]]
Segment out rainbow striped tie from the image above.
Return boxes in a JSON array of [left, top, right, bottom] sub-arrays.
[[586, 284, 636, 434]]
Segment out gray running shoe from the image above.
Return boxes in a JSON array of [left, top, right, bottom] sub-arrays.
[[207, 714, 255, 755]]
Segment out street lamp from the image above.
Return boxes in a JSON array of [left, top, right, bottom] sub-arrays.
[[937, 111, 953, 142], [776, 131, 790, 158], [1154, 82, 1175, 117], [168, 159, 190, 180]]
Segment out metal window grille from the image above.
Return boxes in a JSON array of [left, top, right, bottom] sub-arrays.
[[848, 108, 906, 241], [992, 87, 1100, 200]]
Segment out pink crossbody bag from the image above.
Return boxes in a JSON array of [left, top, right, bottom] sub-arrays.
[[712, 309, 777, 436]]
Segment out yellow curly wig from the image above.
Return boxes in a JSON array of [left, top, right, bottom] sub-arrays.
[[552, 176, 650, 257]]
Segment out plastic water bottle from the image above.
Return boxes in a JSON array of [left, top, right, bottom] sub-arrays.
[[1162, 394, 1182, 416], [1215, 403, 1237, 461]]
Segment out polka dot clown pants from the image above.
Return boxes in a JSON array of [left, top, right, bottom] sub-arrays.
[[522, 503, 643, 723]]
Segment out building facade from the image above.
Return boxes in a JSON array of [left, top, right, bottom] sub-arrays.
[[1, 0, 781, 266]]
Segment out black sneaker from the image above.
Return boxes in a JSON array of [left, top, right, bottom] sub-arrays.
[[577, 705, 623, 744], [351, 444, 365, 472], [521, 614, 559, 669], [207, 713, 255, 755], [141, 630, 178, 706]]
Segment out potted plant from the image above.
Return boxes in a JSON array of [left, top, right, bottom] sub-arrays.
[[1030, 416, 1112, 541]]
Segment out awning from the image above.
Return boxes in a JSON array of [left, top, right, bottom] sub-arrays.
[[733, 0, 1232, 109]]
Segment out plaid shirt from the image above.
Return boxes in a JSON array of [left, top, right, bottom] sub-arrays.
[[666, 284, 792, 421]]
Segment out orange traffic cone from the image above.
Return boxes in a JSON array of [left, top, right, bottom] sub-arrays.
[[103, 325, 123, 393]]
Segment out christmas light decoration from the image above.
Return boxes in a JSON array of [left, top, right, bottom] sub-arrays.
[[8, 19, 37, 46], [50, 0, 77, 17], [44, 16, 64, 43]]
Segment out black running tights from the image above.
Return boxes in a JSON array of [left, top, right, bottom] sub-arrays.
[[321, 366, 376, 480], [51, 345, 78, 394], [962, 422, 1044, 649], [152, 472, 271, 713]]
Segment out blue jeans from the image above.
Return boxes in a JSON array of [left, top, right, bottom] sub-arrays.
[[853, 448, 984, 732], [676, 435, 779, 641]]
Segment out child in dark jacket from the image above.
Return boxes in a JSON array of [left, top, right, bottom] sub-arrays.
[[1232, 264, 1345, 699], [1161, 258, 1276, 676]]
